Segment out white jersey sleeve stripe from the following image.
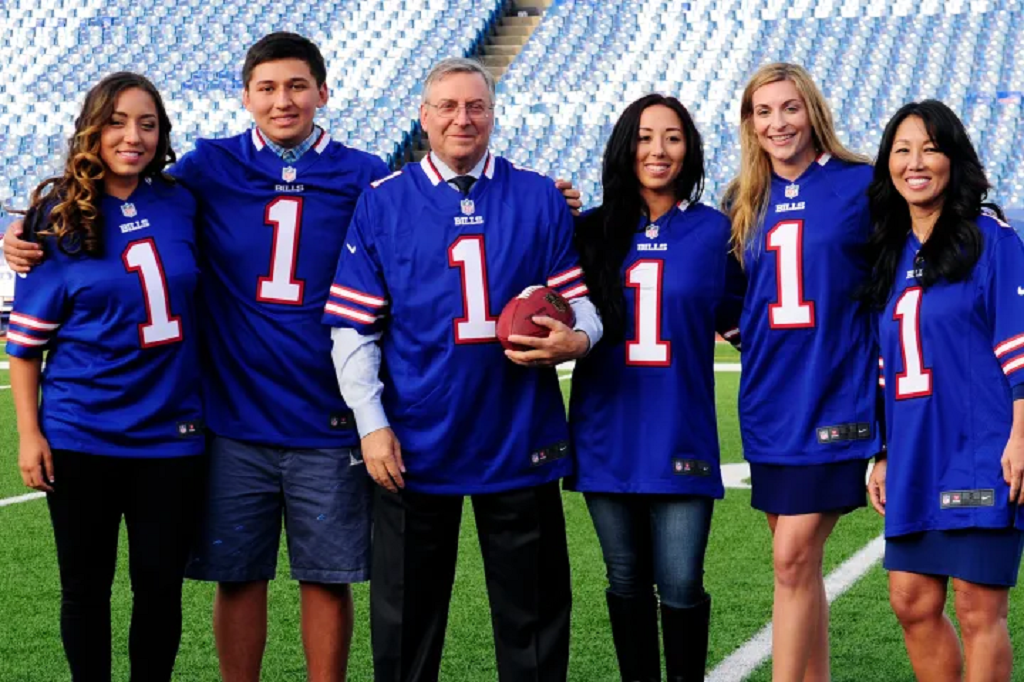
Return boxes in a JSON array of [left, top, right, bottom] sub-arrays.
[[561, 283, 589, 300], [7, 330, 49, 346], [330, 285, 387, 308], [547, 267, 583, 287], [1002, 355, 1024, 377], [325, 302, 379, 325], [995, 333, 1024, 358], [9, 312, 60, 330]]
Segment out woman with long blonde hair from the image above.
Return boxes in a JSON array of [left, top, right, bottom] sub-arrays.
[[722, 63, 880, 681], [7, 72, 204, 681]]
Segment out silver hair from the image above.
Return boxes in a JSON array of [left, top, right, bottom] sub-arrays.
[[422, 57, 496, 105]]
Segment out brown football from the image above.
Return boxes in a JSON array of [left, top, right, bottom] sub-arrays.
[[497, 285, 576, 352]]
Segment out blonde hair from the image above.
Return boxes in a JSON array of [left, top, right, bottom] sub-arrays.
[[722, 63, 869, 266], [28, 72, 175, 256]]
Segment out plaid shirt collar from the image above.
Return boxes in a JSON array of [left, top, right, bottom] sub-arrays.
[[258, 125, 321, 163]]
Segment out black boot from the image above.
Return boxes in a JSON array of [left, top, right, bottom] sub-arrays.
[[661, 594, 711, 682], [606, 591, 661, 682]]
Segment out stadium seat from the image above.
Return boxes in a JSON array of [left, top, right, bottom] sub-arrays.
[[0, 0, 1021, 211]]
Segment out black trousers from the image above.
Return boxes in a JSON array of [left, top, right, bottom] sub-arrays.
[[46, 450, 204, 682], [371, 481, 572, 682]]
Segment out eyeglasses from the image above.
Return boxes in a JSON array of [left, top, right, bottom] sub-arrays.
[[424, 100, 494, 121]]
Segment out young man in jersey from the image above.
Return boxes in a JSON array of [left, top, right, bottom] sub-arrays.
[[4, 33, 388, 682], [178, 33, 389, 682], [325, 57, 601, 681]]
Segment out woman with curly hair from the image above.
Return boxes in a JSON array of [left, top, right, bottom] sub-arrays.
[[722, 63, 880, 681], [862, 100, 1024, 681], [6, 72, 204, 681]]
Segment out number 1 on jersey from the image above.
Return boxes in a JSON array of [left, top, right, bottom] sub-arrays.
[[123, 238, 183, 348], [449, 235, 498, 343], [767, 219, 815, 328], [258, 197, 306, 305], [626, 260, 671, 366], [893, 286, 933, 399]]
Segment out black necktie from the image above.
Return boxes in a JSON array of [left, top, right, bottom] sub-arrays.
[[450, 175, 476, 195]]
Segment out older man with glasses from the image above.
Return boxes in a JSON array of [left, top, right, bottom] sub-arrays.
[[325, 57, 602, 682]]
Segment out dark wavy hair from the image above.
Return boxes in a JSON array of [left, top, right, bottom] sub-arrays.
[[859, 99, 1004, 309], [575, 94, 705, 343], [26, 72, 175, 256]]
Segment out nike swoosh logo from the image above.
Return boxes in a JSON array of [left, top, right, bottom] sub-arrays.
[[1018, 286, 1024, 296], [346, 243, 357, 254]]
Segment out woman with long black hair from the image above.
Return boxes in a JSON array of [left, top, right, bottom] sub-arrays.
[[862, 99, 1024, 681], [567, 93, 742, 682]]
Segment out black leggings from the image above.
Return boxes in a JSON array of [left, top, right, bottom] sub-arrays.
[[46, 450, 204, 682]]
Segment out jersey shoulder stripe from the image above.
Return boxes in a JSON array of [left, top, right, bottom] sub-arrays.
[[370, 170, 403, 188]]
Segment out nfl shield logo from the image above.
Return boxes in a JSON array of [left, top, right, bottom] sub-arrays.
[[461, 198, 475, 215], [645, 223, 659, 240], [282, 166, 297, 183], [120, 203, 137, 218], [784, 183, 799, 199]]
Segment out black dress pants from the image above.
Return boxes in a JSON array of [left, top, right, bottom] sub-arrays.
[[370, 480, 572, 682], [46, 450, 204, 682]]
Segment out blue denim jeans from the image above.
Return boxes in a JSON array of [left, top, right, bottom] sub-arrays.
[[584, 493, 714, 609]]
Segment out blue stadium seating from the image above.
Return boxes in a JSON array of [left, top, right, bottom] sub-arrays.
[[0, 0, 504, 210], [492, 0, 1024, 209], [0, 0, 1021, 214]]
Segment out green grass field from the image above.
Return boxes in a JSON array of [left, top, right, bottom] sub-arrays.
[[1, 346, 1022, 680]]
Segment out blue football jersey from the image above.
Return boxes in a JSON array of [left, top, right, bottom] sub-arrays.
[[323, 154, 588, 494], [739, 155, 881, 465], [566, 202, 743, 496], [879, 213, 1024, 535], [6, 180, 203, 457], [172, 129, 389, 448]]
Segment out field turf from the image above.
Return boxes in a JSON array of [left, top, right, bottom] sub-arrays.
[[1, 346, 1022, 680]]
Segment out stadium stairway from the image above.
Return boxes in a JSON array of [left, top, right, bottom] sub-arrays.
[[480, 0, 553, 80]]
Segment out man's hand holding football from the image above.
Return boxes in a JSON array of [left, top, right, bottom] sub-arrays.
[[505, 316, 589, 367]]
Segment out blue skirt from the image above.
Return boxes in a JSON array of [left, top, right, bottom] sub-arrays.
[[749, 459, 868, 515], [885, 528, 1024, 587]]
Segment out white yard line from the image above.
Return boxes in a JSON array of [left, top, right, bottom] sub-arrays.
[[559, 362, 741, 381], [0, 491, 45, 507], [0, 361, 8, 370], [705, 535, 886, 682], [0, 385, 9, 390]]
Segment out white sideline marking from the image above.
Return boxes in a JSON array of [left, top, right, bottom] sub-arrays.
[[721, 463, 752, 489], [558, 362, 741, 382], [0, 385, 9, 390], [0, 361, 8, 370], [705, 534, 886, 682], [0, 492, 45, 507]]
